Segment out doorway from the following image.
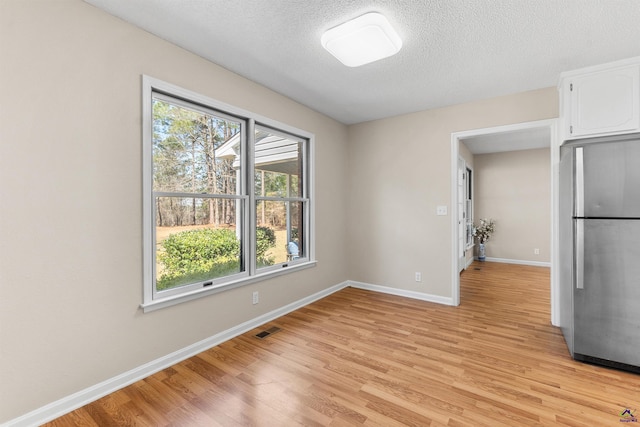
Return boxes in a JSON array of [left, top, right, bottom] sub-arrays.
[[457, 158, 473, 273], [450, 119, 560, 325]]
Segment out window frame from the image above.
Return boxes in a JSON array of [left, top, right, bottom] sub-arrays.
[[253, 124, 310, 273], [142, 76, 315, 312]]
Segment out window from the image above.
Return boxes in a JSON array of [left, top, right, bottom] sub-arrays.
[[253, 126, 307, 268], [142, 76, 314, 311]]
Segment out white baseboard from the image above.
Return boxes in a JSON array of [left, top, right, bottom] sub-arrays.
[[5, 279, 456, 426], [348, 280, 455, 306], [465, 256, 474, 269], [480, 257, 551, 268], [3, 282, 350, 427]]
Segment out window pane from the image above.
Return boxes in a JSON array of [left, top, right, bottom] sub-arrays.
[[155, 197, 242, 291], [152, 98, 241, 195], [254, 129, 303, 197], [256, 200, 304, 267]]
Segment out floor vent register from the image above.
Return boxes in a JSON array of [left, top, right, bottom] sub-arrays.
[[255, 326, 281, 339]]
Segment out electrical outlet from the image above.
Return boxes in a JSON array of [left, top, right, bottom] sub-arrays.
[[252, 291, 259, 305], [534, 248, 540, 255], [415, 272, 422, 282]]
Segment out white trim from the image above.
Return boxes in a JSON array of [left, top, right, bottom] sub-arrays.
[[450, 134, 460, 305], [141, 261, 317, 313], [247, 118, 257, 276], [308, 134, 316, 262], [144, 76, 316, 139], [558, 55, 640, 82], [465, 255, 474, 269], [5, 280, 460, 426], [550, 119, 560, 326], [5, 279, 458, 426], [141, 76, 153, 306], [141, 75, 316, 311], [451, 119, 559, 325], [348, 280, 455, 306], [4, 281, 350, 427], [479, 257, 551, 268]]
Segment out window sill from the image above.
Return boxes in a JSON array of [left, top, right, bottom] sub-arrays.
[[140, 260, 317, 313]]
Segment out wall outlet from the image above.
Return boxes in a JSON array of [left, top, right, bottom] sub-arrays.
[[534, 248, 540, 255], [252, 291, 259, 305], [436, 206, 448, 216], [415, 272, 422, 282]]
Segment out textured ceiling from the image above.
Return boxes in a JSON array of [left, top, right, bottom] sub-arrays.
[[85, 0, 640, 125]]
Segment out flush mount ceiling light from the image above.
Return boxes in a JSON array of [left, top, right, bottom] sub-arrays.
[[321, 12, 402, 67]]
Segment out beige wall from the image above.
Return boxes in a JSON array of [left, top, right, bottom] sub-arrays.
[[1, 0, 561, 423], [459, 143, 475, 267], [473, 148, 551, 263], [0, 0, 349, 422], [347, 90, 557, 297]]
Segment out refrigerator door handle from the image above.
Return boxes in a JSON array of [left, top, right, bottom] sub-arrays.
[[575, 219, 584, 290], [575, 146, 584, 218]]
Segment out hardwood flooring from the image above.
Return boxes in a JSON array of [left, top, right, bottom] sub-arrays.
[[46, 262, 640, 426]]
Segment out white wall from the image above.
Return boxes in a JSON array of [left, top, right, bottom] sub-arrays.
[[0, 0, 349, 422], [346, 89, 558, 298], [474, 148, 551, 263]]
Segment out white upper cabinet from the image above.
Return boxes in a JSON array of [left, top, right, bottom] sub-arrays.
[[560, 58, 640, 140]]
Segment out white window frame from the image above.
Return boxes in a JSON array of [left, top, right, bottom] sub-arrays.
[[141, 76, 315, 312], [253, 124, 310, 274]]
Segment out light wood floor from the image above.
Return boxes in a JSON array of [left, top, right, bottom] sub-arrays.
[[46, 262, 640, 426]]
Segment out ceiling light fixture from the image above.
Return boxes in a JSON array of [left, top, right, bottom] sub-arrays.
[[321, 12, 402, 67]]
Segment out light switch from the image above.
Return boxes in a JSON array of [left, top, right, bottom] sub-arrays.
[[436, 205, 447, 216]]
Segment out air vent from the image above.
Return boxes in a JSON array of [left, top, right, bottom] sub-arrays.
[[255, 326, 281, 339]]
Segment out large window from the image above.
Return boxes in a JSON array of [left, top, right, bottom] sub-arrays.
[[142, 77, 314, 311]]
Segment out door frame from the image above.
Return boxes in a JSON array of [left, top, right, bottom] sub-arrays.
[[457, 157, 473, 273], [449, 119, 560, 326]]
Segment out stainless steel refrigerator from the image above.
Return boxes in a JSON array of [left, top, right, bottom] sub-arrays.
[[559, 136, 640, 373]]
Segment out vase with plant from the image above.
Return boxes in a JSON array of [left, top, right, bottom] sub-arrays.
[[473, 218, 495, 261]]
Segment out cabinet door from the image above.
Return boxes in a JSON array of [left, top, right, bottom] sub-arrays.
[[568, 65, 640, 138]]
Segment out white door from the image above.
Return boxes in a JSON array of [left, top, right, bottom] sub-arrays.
[[458, 157, 466, 272]]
